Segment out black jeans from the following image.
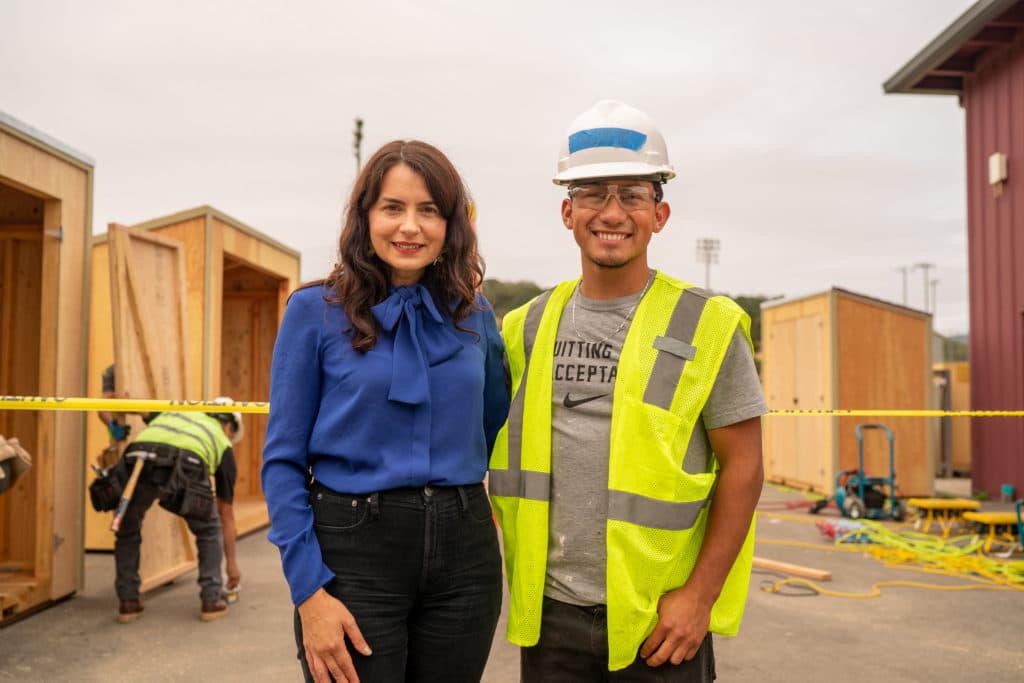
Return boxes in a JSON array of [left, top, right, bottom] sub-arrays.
[[113, 459, 224, 602], [295, 482, 502, 683], [520, 596, 716, 682]]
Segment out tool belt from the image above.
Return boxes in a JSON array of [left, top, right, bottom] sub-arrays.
[[89, 443, 215, 520], [157, 448, 215, 521], [88, 467, 123, 511]]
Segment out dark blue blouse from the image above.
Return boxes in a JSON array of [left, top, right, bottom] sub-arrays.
[[261, 283, 510, 606]]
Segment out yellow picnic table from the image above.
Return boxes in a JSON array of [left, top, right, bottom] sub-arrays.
[[906, 497, 980, 537], [962, 510, 1022, 552]]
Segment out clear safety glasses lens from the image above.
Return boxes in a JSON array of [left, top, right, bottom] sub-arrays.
[[568, 184, 655, 211]]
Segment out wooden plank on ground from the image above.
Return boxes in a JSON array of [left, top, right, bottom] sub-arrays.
[[108, 224, 198, 590], [753, 556, 833, 581]]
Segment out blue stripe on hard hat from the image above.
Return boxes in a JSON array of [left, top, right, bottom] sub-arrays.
[[568, 127, 647, 154]]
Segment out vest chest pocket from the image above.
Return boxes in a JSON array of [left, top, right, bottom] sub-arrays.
[[642, 335, 696, 413], [619, 394, 683, 464]]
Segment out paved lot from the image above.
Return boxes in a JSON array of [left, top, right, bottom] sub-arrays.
[[2, 483, 1022, 682]]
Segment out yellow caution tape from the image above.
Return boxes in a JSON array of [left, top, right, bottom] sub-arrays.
[[0, 396, 269, 414], [1, 397, 1023, 418], [767, 409, 1024, 417]]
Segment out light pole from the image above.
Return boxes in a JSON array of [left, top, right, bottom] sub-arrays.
[[353, 117, 364, 173], [930, 279, 939, 318], [912, 262, 934, 312], [897, 266, 909, 306], [695, 238, 720, 290]]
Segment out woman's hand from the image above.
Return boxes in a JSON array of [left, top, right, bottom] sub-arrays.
[[297, 588, 372, 683]]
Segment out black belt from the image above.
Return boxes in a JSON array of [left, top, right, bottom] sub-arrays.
[[125, 442, 191, 464], [311, 480, 482, 510]]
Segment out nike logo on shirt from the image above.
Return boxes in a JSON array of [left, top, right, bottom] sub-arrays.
[[562, 393, 608, 409]]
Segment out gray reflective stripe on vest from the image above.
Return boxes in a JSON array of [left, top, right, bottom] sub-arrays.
[[489, 469, 550, 501], [642, 288, 709, 411], [489, 290, 553, 501], [608, 476, 719, 531], [643, 287, 716, 475], [145, 413, 218, 468]]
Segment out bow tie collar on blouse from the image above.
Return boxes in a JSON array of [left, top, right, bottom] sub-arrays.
[[370, 284, 464, 405]]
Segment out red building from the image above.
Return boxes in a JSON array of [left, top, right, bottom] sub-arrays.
[[885, 0, 1023, 498]]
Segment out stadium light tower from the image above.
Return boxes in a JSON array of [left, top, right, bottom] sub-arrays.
[[897, 266, 909, 306], [912, 262, 935, 312], [695, 238, 720, 290]]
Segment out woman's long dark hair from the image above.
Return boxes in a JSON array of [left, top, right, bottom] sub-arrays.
[[325, 140, 484, 352]]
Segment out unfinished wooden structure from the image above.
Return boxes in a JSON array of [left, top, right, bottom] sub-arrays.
[[761, 288, 934, 497], [0, 112, 91, 623], [934, 361, 972, 476], [86, 206, 300, 552]]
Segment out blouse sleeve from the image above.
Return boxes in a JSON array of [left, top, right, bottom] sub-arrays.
[[260, 288, 336, 606], [478, 295, 511, 455]]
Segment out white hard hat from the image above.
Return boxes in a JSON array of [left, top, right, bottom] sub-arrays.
[[209, 397, 244, 445], [553, 99, 675, 186]]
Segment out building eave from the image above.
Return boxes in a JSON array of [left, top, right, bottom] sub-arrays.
[[884, 0, 1023, 95]]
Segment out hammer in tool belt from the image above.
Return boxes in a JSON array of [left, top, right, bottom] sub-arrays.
[[110, 451, 154, 532]]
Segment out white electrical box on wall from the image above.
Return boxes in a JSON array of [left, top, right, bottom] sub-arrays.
[[988, 152, 1008, 186]]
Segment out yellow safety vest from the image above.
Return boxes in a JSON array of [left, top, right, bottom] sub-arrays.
[[135, 412, 230, 475], [488, 271, 756, 671]]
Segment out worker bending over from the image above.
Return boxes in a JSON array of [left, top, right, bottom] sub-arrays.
[[112, 399, 242, 623]]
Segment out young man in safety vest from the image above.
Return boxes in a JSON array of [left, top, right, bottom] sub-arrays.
[[112, 399, 243, 623], [489, 100, 768, 680]]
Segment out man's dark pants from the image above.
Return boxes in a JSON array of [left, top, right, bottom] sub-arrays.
[[520, 595, 716, 682], [113, 461, 224, 602]]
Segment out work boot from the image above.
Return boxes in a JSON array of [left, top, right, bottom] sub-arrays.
[[116, 599, 144, 624], [200, 598, 228, 622]]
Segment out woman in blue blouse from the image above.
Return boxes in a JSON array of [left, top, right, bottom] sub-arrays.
[[262, 140, 510, 683]]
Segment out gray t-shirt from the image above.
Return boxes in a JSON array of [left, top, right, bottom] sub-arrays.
[[545, 279, 768, 606]]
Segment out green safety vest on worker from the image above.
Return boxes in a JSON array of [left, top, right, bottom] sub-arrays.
[[488, 271, 757, 671], [134, 412, 230, 475]]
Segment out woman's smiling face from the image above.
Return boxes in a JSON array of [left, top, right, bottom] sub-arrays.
[[369, 163, 447, 287]]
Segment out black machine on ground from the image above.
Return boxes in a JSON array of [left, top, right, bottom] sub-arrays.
[[810, 423, 905, 521]]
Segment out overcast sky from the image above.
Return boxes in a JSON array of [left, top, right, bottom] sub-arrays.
[[2, 0, 976, 335]]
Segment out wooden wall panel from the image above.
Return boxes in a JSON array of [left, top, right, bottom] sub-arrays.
[[835, 295, 931, 497], [84, 241, 117, 550], [108, 226, 197, 588], [0, 235, 42, 568], [935, 361, 972, 474], [762, 293, 834, 492], [144, 218, 207, 401], [221, 262, 279, 509]]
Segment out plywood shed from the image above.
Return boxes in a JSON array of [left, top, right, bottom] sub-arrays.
[[761, 288, 934, 497], [0, 112, 92, 623], [933, 362, 972, 477], [86, 206, 300, 552]]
